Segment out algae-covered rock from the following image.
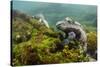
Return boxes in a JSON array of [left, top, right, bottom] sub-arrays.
[[87, 32, 97, 59], [12, 10, 92, 66], [12, 10, 61, 65]]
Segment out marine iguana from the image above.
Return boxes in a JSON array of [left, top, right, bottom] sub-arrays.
[[56, 17, 87, 52], [32, 14, 49, 28]]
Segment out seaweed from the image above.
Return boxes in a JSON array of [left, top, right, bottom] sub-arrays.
[[12, 10, 97, 66]]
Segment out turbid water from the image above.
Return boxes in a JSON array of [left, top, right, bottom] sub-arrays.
[[12, 1, 97, 30]]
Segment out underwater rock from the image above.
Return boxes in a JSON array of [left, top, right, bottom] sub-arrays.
[[12, 10, 92, 65], [56, 17, 87, 52]]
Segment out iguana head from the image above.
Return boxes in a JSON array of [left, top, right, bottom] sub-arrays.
[[56, 17, 81, 31], [56, 17, 82, 40]]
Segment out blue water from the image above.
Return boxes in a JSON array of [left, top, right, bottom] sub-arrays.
[[12, 1, 97, 28]]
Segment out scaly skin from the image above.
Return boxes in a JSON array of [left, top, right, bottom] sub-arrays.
[[56, 17, 87, 52]]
